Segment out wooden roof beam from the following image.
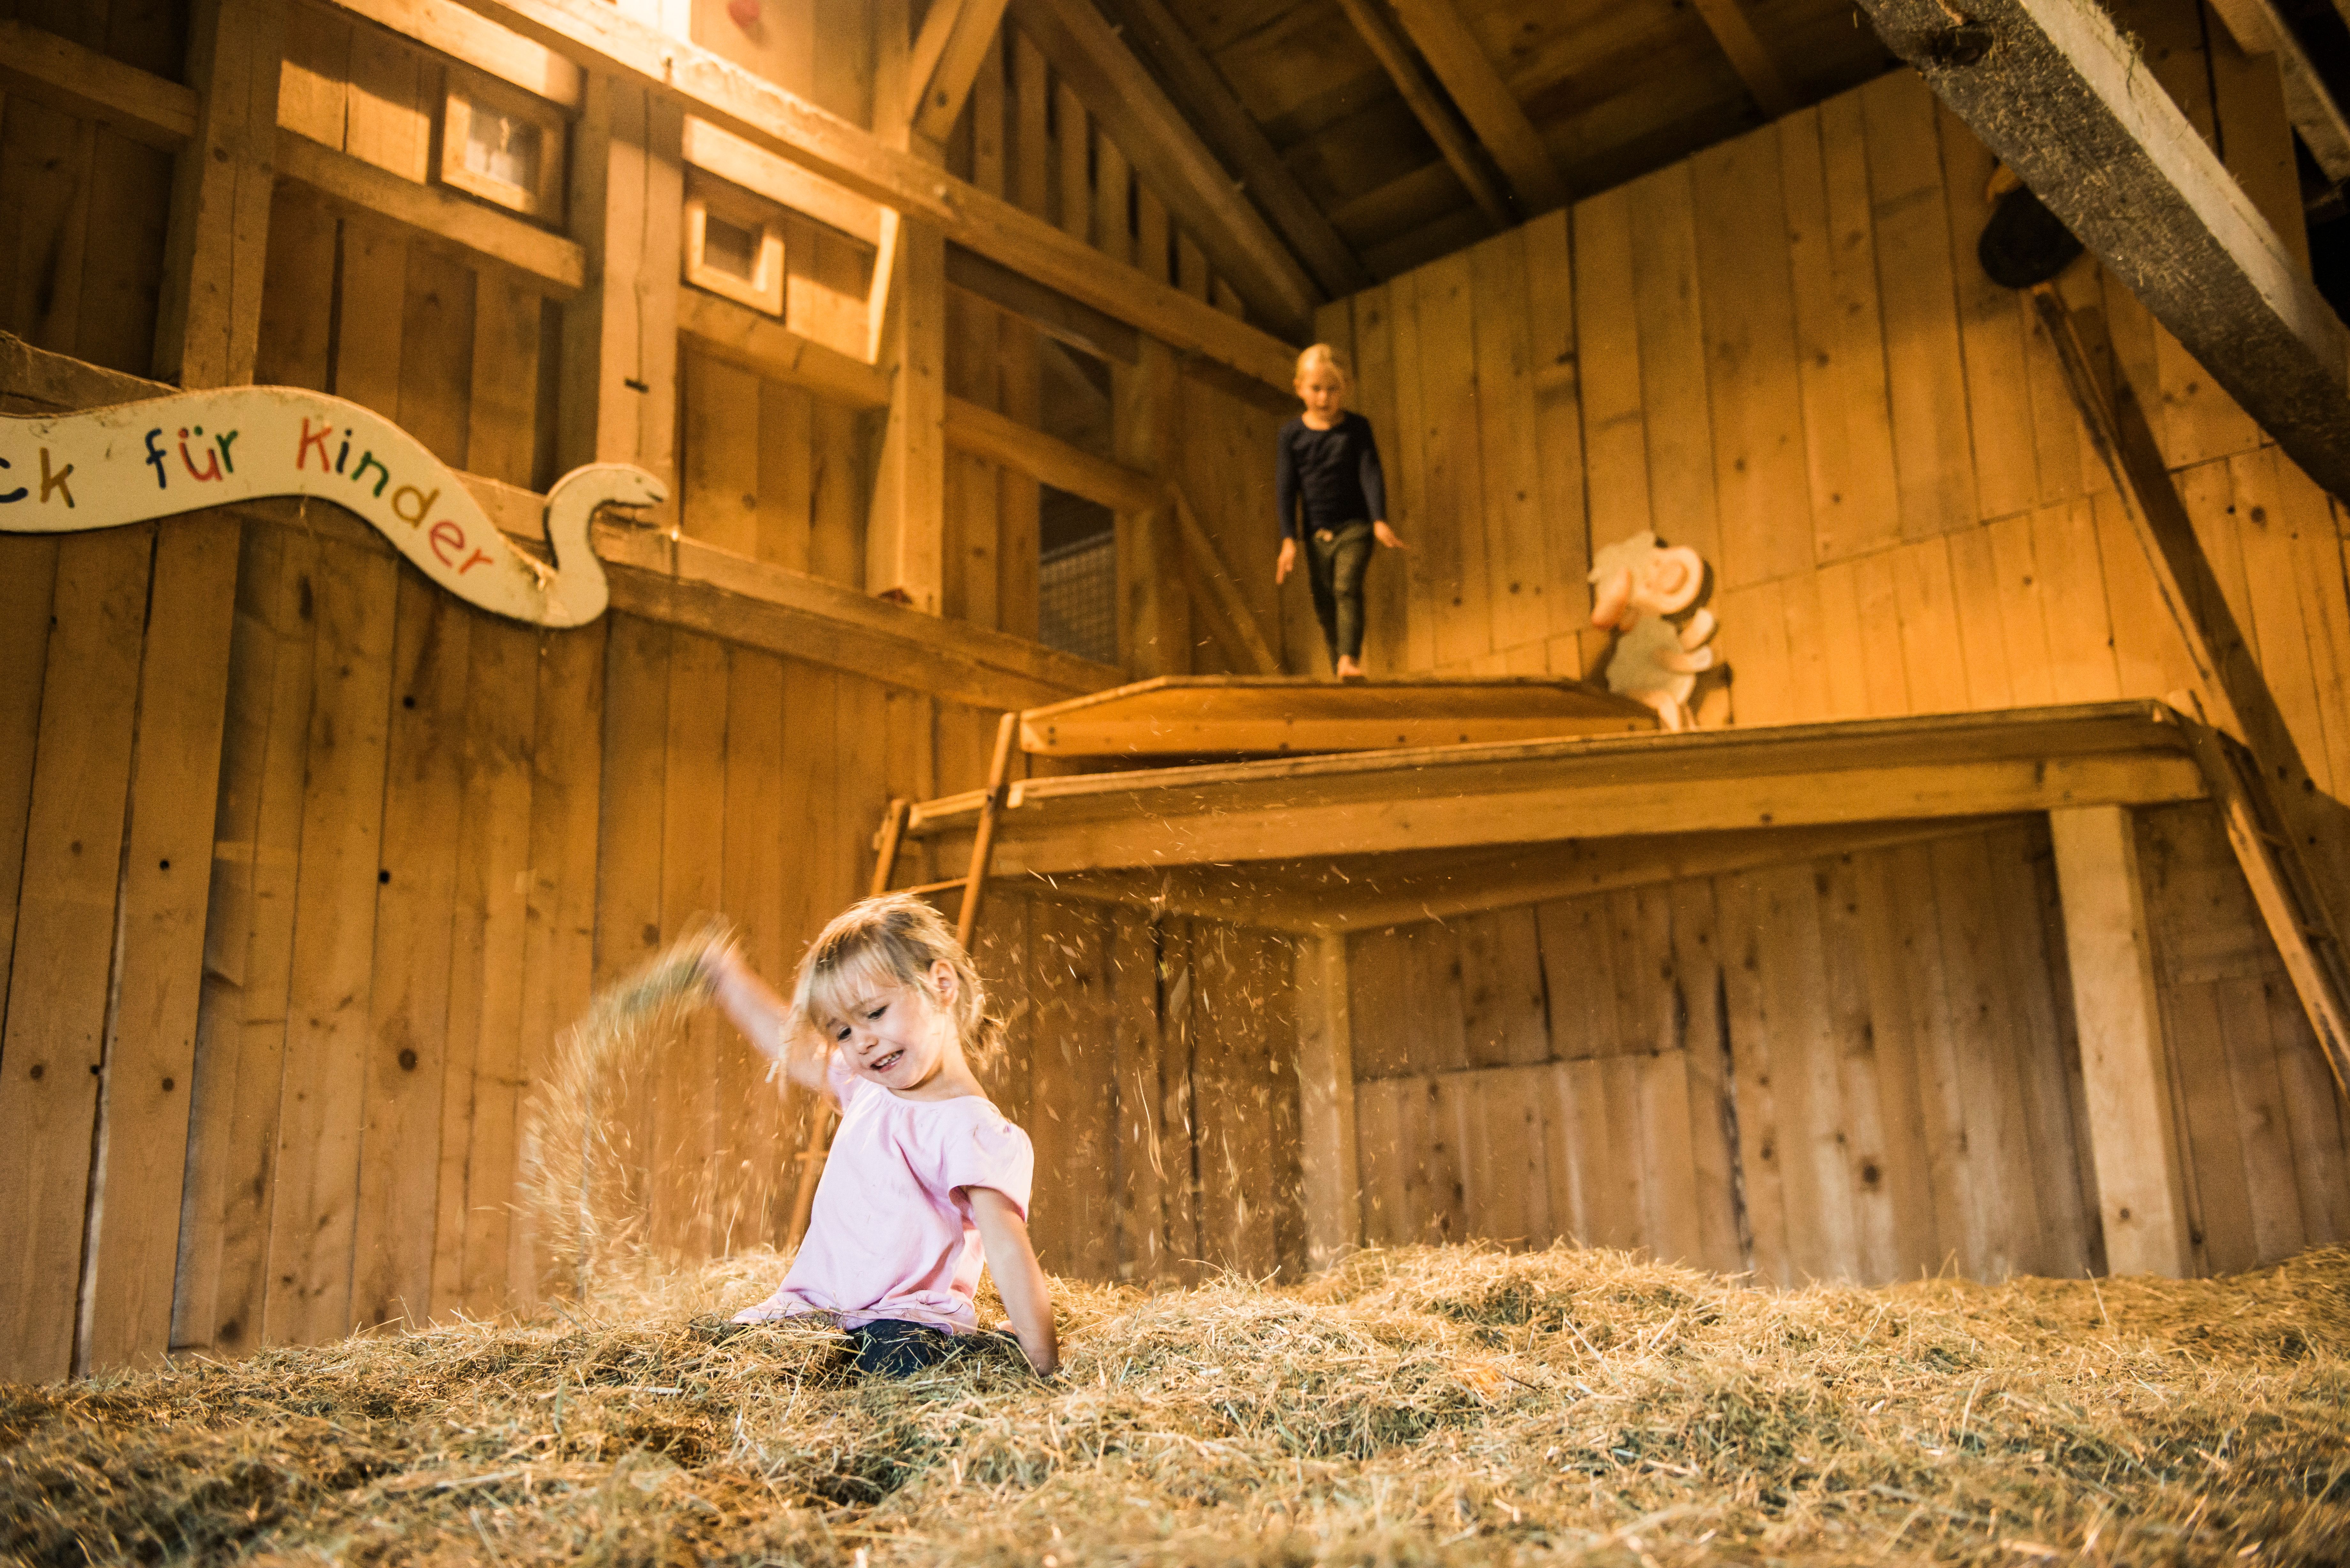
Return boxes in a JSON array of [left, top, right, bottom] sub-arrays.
[[1330, 0, 1514, 230], [1382, 0, 1566, 215], [1006, 0, 1322, 337], [436, 0, 1301, 388], [2206, 0, 2350, 180], [1091, 0, 1372, 298], [1859, 0, 2350, 503], [909, 0, 1017, 143], [1688, 0, 1799, 120]]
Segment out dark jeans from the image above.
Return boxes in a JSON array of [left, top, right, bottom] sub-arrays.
[[848, 1318, 1027, 1377], [1306, 519, 1375, 666]]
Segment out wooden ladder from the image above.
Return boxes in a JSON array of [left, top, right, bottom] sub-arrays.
[[2183, 719, 2350, 1099], [2033, 282, 2350, 1102], [783, 710, 1025, 1248]]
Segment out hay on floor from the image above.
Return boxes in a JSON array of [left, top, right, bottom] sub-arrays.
[[4, 1242, 2347, 1566]]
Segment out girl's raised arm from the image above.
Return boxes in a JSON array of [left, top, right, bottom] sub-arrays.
[[967, 1187, 1059, 1375], [701, 944, 835, 1100]]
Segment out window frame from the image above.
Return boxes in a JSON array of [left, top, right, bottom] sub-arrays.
[[438, 66, 567, 222], [682, 174, 788, 317]]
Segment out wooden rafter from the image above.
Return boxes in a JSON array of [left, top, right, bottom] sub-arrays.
[[2206, 0, 2350, 180], [1384, 0, 1566, 214], [1857, 0, 2350, 503], [1330, 0, 1513, 229], [908, 0, 1016, 143], [1006, 0, 1322, 336], [1092, 0, 1372, 298], [1688, 0, 1798, 119], [434, 0, 1301, 387]]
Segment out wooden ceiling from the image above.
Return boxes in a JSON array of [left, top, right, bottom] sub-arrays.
[[1132, 0, 1901, 282]]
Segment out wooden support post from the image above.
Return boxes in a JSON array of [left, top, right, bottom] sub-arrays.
[[865, 214, 949, 614], [866, 0, 950, 616], [1293, 932, 1362, 1269], [561, 72, 683, 506], [1114, 339, 1191, 677], [154, 0, 287, 387], [870, 798, 912, 898], [956, 712, 1021, 952], [2049, 804, 2194, 1277]]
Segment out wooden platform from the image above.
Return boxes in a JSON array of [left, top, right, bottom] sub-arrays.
[[1014, 675, 1657, 758], [906, 702, 2213, 929]]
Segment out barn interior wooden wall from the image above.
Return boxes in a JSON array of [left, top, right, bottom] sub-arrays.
[[3, 0, 2349, 1387]]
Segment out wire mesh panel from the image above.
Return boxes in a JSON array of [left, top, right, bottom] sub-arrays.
[[1039, 531, 1117, 666]]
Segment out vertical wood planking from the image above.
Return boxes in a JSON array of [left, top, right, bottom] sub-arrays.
[[1784, 100, 1902, 566], [513, 619, 606, 1296], [262, 538, 399, 1347], [1410, 250, 1490, 667], [1467, 229, 1549, 654], [1520, 209, 1591, 637], [448, 619, 541, 1315], [1626, 165, 1721, 569], [1692, 126, 1812, 589], [350, 576, 469, 1331], [1861, 70, 1977, 541], [0, 531, 155, 1381], [195, 528, 320, 1357]]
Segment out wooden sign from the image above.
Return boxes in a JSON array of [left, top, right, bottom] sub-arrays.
[[0, 386, 664, 628]]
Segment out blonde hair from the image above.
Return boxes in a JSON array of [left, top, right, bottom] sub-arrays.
[[1294, 343, 1350, 385], [790, 893, 1000, 1063]]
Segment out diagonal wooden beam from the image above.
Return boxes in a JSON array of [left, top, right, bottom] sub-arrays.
[[1384, 0, 1565, 214], [436, 0, 1300, 387], [2207, 0, 2350, 179], [908, 0, 1015, 143], [1858, 0, 2350, 503], [1688, 0, 1798, 119], [1093, 0, 1371, 298], [1006, 0, 1322, 336], [1330, 0, 1512, 229]]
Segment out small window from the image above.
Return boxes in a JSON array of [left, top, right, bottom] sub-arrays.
[[683, 178, 786, 316], [439, 70, 565, 221]]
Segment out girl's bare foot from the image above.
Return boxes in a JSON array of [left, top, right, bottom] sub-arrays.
[[1335, 656, 1366, 681]]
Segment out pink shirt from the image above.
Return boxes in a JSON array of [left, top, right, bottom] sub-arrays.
[[745, 1052, 1034, 1334]]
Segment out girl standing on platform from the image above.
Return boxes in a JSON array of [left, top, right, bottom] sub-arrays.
[[700, 894, 1058, 1377], [1275, 344, 1404, 679]]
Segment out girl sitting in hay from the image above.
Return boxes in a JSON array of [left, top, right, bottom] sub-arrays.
[[699, 894, 1059, 1378]]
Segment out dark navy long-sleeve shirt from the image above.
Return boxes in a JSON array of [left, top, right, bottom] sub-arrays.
[[1275, 412, 1388, 541]]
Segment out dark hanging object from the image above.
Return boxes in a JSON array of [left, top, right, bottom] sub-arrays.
[[1978, 182, 2085, 290]]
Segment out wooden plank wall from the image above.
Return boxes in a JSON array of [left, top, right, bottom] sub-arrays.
[[0, 0, 187, 381], [1348, 807, 2350, 1282], [977, 895, 1306, 1283], [1313, 34, 2350, 819], [0, 493, 1056, 1382], [1350, 819, 2108, 1287], [2136, 803, 2350, 1276]]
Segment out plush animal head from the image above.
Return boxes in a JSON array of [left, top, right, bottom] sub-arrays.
[[1589, 530, 1707, 630]]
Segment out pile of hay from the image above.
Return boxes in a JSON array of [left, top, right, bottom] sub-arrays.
[[5, 1243, 2346, 1566]]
